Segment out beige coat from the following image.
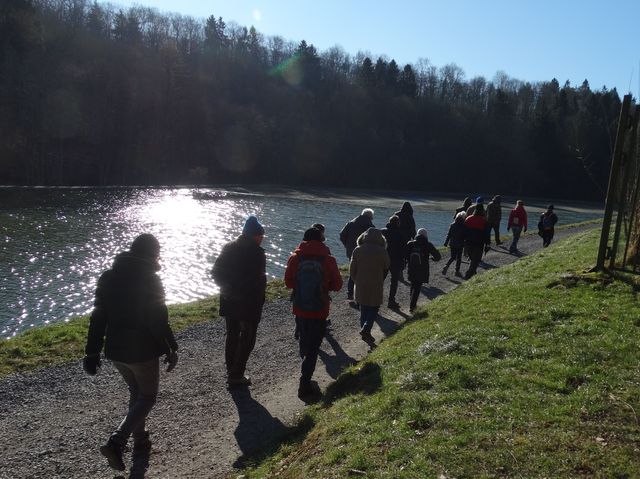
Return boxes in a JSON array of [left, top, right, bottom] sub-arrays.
[[349, 228, 391, 307]]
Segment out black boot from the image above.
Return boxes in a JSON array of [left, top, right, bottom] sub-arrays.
[[100, 434, 126, 472], [129, 432, 152, 479]]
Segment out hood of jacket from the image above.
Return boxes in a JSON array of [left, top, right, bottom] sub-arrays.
[[293, 240, 331, 257], [357, 227, 386, 248], [112, 251, 160, 274], [400, 202, 413, 215]]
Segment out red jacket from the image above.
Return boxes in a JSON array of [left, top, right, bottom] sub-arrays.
[[508, 206, 528, 230], [284, 240, 343, 319]]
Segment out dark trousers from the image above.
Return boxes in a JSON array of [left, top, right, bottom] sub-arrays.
[[444, 246, 463, 272], [542, 230, 554, 247], [225, 317, 259, 379], [298, 317, 327, 385], [489, 224, 501, 244], [111, 359, 159, 445], [359, 305, 379, 333], [388, 265, 402, 302], [409, 281, 423, 309], [509, 226, 522, 252], [465, 245, 484, 279]]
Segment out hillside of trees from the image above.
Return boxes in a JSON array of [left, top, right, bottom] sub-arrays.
[[0, 0, 623, 199]]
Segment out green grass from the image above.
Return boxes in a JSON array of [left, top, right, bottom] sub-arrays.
[[240, 229, 640, 479]]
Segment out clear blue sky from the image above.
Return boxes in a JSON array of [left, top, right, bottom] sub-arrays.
[[114, 0, 639, 99]]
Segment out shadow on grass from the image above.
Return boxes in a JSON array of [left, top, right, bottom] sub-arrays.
[[319, 331, 357, 379], [230, 387, 315, 469], [323, 361, 382, 405]]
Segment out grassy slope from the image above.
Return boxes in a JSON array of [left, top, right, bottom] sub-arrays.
[[0, 278, 290, 378], [242, 229, 640, 478]]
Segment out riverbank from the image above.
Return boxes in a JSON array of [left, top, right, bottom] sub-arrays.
[[0, 223, 604, 479], [241, 228, 640, 478]]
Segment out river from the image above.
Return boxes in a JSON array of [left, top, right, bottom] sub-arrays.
[[0, 187, 601, 338]]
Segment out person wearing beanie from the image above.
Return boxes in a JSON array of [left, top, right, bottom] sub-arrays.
[[405, 228, 441, 312], [485, 195, 503, 246], [538, 205, 558, 247], [311, 223, 326, 242], [285, 227, 343, 401], [381, 215, 405, 309], [339, 208, 375, 300], [83, 233, 178, 476], [507, 200, 528, 254], [350, 228, 390, 343], [466, 196, 485, 216], [212, 215, 267, 387]]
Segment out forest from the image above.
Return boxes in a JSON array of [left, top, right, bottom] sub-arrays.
[[0, 0, 623, 199]]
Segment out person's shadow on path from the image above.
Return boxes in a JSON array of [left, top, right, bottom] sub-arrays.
[[230, 388, 289, 468], [319, 331, 357, 379], [419, 285, 446, 300]]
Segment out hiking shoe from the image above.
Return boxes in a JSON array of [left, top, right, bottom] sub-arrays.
[[387, 300, 400, 310], [227, 375, 251, 387], [100, 440, 126, 471], [441, 267, 448, 275], [347, 292, 354, 300], [454, 271, 463, 278]]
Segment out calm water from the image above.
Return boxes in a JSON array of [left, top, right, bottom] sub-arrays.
[[0, 187, 601, 337]]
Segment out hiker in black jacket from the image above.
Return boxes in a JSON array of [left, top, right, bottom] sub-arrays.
[[339, 208, 374, 299], [212, 215, 267, 388], [394, 202, 417, 245], [442, 212, 466, 277], [381, 215, 405, 309], [406, 229, 441, 312], [83, 233, 178, 477]]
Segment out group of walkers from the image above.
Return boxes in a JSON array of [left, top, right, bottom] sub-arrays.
[[81, 197, 559, 477]]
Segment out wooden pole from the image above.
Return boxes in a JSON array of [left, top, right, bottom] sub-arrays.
[[610, 103, 639, 269], [621, 109, 640, 269], [596, 94, 632, 270]]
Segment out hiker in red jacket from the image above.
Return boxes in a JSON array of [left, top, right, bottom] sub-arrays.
[[463, 204, 490, 279], [285, 227, 343, 401], [507, 200, 528, 254]]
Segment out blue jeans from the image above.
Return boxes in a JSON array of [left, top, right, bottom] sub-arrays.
[[359, 305, 379, 333], [510, 226, 522, 252]]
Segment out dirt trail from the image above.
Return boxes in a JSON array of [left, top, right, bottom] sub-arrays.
[[0, 224, 596, 479]]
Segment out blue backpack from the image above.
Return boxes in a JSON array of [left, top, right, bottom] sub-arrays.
[[293, 256, 325, 312]]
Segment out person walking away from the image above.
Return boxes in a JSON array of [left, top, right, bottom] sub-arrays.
[[212, 215, 266, 387], [406, 229, 441, 312], [486, 195, 503, 245], [394, 201, 417, 245], [507, 200, 528, 254], [284, 227, 343, 400], [466, 196, 484, 217], [539, 205, 558, 247], [83, 233, 179, 478], [339, 208, 375, 300], [463, 205, 490, 279], [381, 215, 404, 309], [349, 228, 390, 342], [442, 212, 466, 277], [454, 197, 472, 218]]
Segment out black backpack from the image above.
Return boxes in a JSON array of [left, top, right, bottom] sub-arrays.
[[293, 255, 325, 312]]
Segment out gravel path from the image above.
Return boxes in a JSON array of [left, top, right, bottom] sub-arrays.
[[0, 224, 596, 479]]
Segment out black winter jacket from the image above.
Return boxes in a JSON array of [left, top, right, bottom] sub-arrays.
[[340, 214, 374, 258], [381, 222, 405, 270], [212, 234, 266, 319], [394, 203, 417, 244], [85, 252, 178, 363], [444, 221, 466, 249], [406, 236, 441, 284]]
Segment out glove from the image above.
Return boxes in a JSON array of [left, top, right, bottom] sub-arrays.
[[83, 355, 101, 375], [164, 351, 178, 372]]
